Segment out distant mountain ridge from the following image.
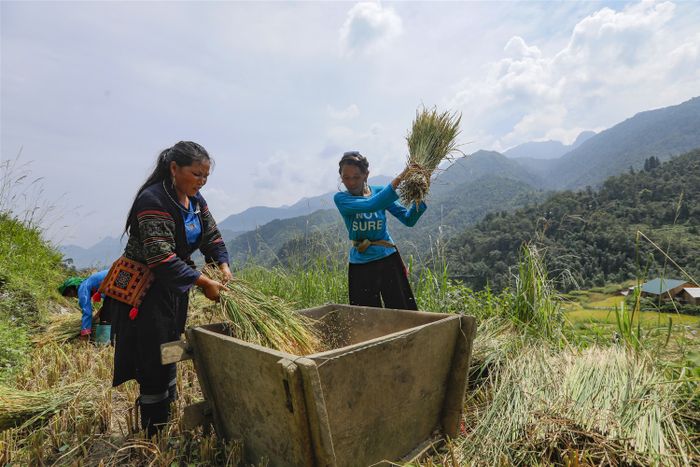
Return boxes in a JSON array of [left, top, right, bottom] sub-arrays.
[[544, 97, 700, 189], [504, 130, 595, 160], [226, 209, 343, 265], [60, 236, 125, 270], [59, 97, 700, 269], [431, 150, 543, 191], [218, 175, 391, 232]]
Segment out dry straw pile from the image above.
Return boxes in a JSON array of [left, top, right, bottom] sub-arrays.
[[459, 345, 696, 465], [204, 266, 322, 355], [33, 312, 83, 344], [0, 381, 99, 431], [400, 107, 462, 206]]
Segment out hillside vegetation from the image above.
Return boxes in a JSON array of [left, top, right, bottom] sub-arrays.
[[449, 149, 700, 290], [0, 213, 67, 380], [225, 172, 547, 267]]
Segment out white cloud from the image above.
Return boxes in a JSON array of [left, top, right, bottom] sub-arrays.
[[504, 36, 542, 60], [503, 105, 568, 144], [249, 149, 335, 208], [339, 2, 403, 56], [327, 104, 360, 120], [3, 0, 699, 246], [451, 0, 700, 150], [199, 187, 241, 220]]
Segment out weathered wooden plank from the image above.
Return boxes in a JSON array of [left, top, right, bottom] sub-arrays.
[[185, 328, 225, 438], [440, 315, 477, 438], [310, 315, 461, 467], [188, 326, 311, 466], [182, 400, 211, 431], [278, 358, 315, 466], [160, 340, 192, 364], [296, 357, 337, 467]]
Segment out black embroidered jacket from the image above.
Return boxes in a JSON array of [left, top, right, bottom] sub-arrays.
[[123, 182, 229, 294]]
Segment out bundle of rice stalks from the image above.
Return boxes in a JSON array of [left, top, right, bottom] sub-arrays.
[[204, 267, 322, 355], [32, 312, 95, 344], [400, 107, 461, 206], [0, 381, 98, 431]]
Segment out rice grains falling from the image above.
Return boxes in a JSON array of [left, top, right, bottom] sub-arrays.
[[401, 107, 462, 206], [204, 266, 322, 355]]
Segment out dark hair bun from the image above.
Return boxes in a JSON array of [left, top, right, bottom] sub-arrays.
[[339, 151, 369, 174]]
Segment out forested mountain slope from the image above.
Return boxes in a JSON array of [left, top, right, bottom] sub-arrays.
[[448, 149, 700, 290]]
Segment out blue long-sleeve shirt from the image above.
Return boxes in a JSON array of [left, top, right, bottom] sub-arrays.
[[334, 184, 426, 264], [78, 269, 109, 334]]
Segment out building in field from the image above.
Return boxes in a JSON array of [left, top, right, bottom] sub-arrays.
[[680, 287, 700, 305], [639, 278, 695, 301]]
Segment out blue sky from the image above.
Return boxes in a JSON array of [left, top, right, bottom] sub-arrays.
[[2, 1, 699, 246]]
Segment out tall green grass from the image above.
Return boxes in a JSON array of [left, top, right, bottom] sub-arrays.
[[0, 169, 68, 380], [0, 213, 66, 317], [236, 246, 510, 320], [511, 243, 564, 340], [456, 241, 699, 466], [414, 263, 510, 318], [0, 156, 68, 324], [235, 257, 347, 309]]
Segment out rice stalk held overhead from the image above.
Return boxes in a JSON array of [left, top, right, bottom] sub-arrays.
[[401, 107, 462, 206]]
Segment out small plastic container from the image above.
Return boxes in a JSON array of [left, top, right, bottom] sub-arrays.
[[94, 324, 111, 345]]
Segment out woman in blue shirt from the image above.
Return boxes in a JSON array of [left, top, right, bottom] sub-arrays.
[[58, 269, 109, 339], [334, 151, 426, 310]]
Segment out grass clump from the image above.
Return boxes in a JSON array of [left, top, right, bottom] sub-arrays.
[[401, 107, 461, 206], [0, 213, 69, 381], [0, 320, 30, 382], [235, 257, 348, 309], [512, 243, 564, 339], [0, 213, 66, 324], [205, 266, 322, 354]]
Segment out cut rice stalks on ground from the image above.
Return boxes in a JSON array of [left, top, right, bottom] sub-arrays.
[[33, 312, 81, 344], [0, 380, 100, 431], [204, 266, 322, 355], [459, 345, 697, 466], [32, 312, 97, 345], [401, 107, 462, 206]]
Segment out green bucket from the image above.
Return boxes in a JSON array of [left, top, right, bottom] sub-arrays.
[[94, 324, 111, 345]]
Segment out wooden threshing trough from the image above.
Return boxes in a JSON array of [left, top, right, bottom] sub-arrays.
[[162, 304, 476, 466]]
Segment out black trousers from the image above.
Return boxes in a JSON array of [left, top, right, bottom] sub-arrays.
[[110, 281, 187, 395], [348, 252, 418, 310]]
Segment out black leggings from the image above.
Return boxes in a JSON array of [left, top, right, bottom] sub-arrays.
[[348, 252, 418, 310]]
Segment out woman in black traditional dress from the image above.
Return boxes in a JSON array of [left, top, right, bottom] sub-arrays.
[[106, 141, 231, 437]]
